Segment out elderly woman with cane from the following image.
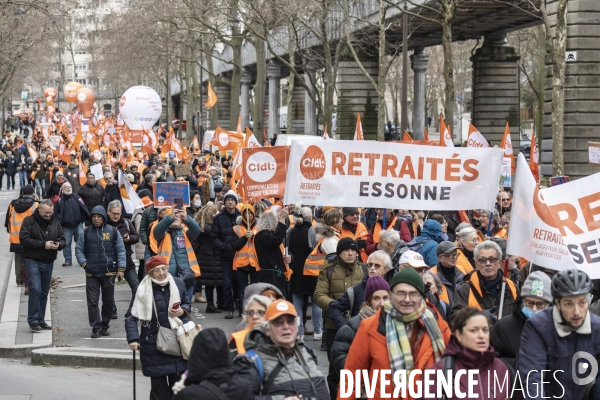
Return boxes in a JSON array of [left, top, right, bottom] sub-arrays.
[[125, 255, 190, 400]]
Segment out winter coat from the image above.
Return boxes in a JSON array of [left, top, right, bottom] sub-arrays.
[[330, 314, 362, 376], [55, 193, 89, 228], [45, 179, 64, 200], [75, 206, 126, 277], [342, 305, 451, 400], [490, 306, 527, 368], [192, 223, 223, 287], [173, 328, 259, 400], [328, 276, 367, 330], [410, 219, 443, 267], [365, 218, 411, 255], [151, 214, 201, 277], [429, 263, 466, 308], [314, 256, 365, 330], [31, 160, 46, 180], [78, 182, 105, 212], [107, 216, 140, 270], [288, 222, 318, 296], [425, 336, 511, 399], [5, 195, 37, 252], [102, 183, 123, 210], [64, 165, 81, 193], [210, 208, 241, 260], [139, 205, 158, 245], [19, 209, 66, 262], [450, 270, 518, 320], [518, 307, 600, 399], [133, 212, 145, 259], [253, 222, 288, 295], [4, 156, 17, 174], [241, 326, 330, 399], [124, 277, 189, 377]]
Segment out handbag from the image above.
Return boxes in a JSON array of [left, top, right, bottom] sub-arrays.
[[153, 296, 182, 357], [177, 267, 196, 288], [176, 310, 202, 360]]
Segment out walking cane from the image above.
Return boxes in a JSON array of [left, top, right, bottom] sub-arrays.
[[133, 349, 136, 400], [497, 259, 509, 320]]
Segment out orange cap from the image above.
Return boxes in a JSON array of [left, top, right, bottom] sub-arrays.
[[140, 196, 152, 208], [265, 300, 298, 321]]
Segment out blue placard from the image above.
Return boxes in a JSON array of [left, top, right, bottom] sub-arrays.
[[153, 182, 190, 207]]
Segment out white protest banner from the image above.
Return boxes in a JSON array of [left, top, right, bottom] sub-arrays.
[[507, 153, 600, 278], [90, 163, 104, 181], [284, 141, 503, 210]]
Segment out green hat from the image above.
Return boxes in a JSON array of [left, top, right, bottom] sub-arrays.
[[391, 268, 424, 296]]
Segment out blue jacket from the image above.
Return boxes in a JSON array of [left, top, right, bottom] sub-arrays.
[[411, 219, 443, 267], [209, 208, 241, 260], [151, 214, 200, 277], [124, 277, 189, 377], [518, 306, 600, 399], [75, 205, 126, 276]]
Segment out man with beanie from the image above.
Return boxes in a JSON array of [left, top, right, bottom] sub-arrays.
[[76, 205, 126, 338], [429, 241, 466, 308], [343, 268, 451, 399], [340, 207, 369, 263], [210, 190, 241, 319], [491, 271, 551, 368], [314, 237, 365, 400], [5, 184, 38, 291]]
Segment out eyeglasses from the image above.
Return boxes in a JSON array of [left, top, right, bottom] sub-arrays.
[[270, 316, 298, 327], [151, 267, 169, 274], [464, 238, 479, 244], [392, 291, 421, 301], [523, 299, 549, 310], [441, 252, 458, 258], [368, 262, 383, 269], [477, 257, 499, 264], [346, 213, 359, 217], [246, 310, 266, 317]]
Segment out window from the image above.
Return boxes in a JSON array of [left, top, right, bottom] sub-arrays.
[[75, 64, 87, 71], [76, 79, 86, 85], [75, 50, 87, 55], [50, 65, 60, 71]]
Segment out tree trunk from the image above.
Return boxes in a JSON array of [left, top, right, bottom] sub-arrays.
[[441, 20, 455, 142], [230, 35, 243, 129], [253, 37, 266, 143], [185, 60, 194, 141], [551, 0, 567, 176], [535, 26, 544, 145], [377, 0, 387, 141]]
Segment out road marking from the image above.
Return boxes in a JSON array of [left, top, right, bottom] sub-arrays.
[[71, 300, 83, 302], [81, 337, 127, 340]]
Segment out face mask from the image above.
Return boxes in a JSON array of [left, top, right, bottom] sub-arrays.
[[522, 305, 538, 319], [193, 201, 201, 207]]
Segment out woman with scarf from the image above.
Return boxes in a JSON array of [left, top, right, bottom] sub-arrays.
[[455, 227, 479, 274], [228, 294, 272, 355], [45, 171, 66, 202], [425, 307, 511, 399], [125, 255, 190, 400], [342, 268, 451, 400]]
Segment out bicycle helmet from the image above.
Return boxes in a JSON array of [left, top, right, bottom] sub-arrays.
[[551, 269, 592, 300]]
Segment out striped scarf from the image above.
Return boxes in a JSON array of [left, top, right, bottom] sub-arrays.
[[384, 299, 445, 378]]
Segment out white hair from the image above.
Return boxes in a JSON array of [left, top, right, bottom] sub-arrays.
[[368, 250, 393, 271], [256, 211, 278, 231]]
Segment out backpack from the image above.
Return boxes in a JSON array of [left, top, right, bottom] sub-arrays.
[[245, 349, 285, 395], [326, 264, 368, 313], [84, 225, 118, 245], [406, 238, 431, 252], [198, 380, 229, 400]]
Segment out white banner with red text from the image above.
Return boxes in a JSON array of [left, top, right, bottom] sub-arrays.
[[283, 141, 504, 210], [507, 153, 600, 278]]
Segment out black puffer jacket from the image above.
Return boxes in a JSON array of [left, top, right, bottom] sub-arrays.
[[5, 194, 37, 252], [102, 183, 123, 209], [173, 328, 259, 400], [288, 222, 317, 296], [490, 306, 527, 368], [124, 277, 189, 377], [78, 182, 105, 212], [107, 217, 140, 270], [139, 205, 158, 245], [254, 222, 288, 296], [210, 208, 240, 260], [19, 209, 66, 262], [192, 224, 222, 287], [330, 314, 362, 376]]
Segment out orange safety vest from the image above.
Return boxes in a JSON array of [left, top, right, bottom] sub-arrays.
[[430, 264, 471, 304], [232, 225, 260, 271], [372, 217, 398, 243], [149, 222, 200, 277], [341, 222, 369, 263], [9, 202, 38, 244], [467, 272, 517, 311], [303, 231, 341, 276], [229, 326, 251, 354]]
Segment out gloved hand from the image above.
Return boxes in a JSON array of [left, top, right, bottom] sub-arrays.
[[356, 239, 367, 249]]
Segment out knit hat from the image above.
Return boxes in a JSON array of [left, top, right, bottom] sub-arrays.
[[436, 241, 458, 256], [342, 207, 359, 218], [21, 184, 34, 195], [145, 255, 168, 274], [223, 190, 237, 203], [365, 275, 391, 301], [521, 271, 553, 303], [336, 237, 358, 256], [391, 267, 425, 296]]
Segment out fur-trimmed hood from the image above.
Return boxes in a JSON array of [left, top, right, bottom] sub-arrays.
[[314, 222, 336, 240]]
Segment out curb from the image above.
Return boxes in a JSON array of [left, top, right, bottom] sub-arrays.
[[0, 343, 52, 359], [32, 347, 142, 369]]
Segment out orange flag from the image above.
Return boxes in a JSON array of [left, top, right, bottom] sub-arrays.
[[56, 137, 70, 163], [190, 135, 200, 152], [466, 123, 489, 148], [500, 122, 516, 175], [530, 132, 539, 182], [323, 125, 329, 140], [402, 130, 413, 142], [142, 129, 158, 154], [78, 156, 87, 186], [424, 126, 429, 141], [209, 125, 244, 152], [353, 114, 364, 141], [440, 114, 454, 147], [71, 129, 83, 150], [205, 82, 217, 108]]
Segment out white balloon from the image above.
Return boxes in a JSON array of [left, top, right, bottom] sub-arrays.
[[119, 86, 162, 132]]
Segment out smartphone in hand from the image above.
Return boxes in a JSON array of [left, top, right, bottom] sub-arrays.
[[174, 198, 184, 211], [172, 302, 180, 310]]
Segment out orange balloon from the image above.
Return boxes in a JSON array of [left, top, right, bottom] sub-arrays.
[[76, 88, 95, 118], [64, 82, 83, 103], [44, 87, 57, 100]]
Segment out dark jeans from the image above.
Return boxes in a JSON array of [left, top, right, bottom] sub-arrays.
[[326, 328, 338, 400], [25, 259, 54, 325], [86, 276, 115, 331], [150, 373, 180, 400], [62, 224, 83, 263], [237, 266, 259, 313], [220, 259, 235, 312], [137, 258, 145, 282], [124, 268, 140, 295], [205, 285, 223, 307], [18, 170, 26, 188], [6, 173, 15, 189], [14, 252, 24, 285]]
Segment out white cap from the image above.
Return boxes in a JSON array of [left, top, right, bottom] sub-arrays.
[[399, 250, 428, 268]]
